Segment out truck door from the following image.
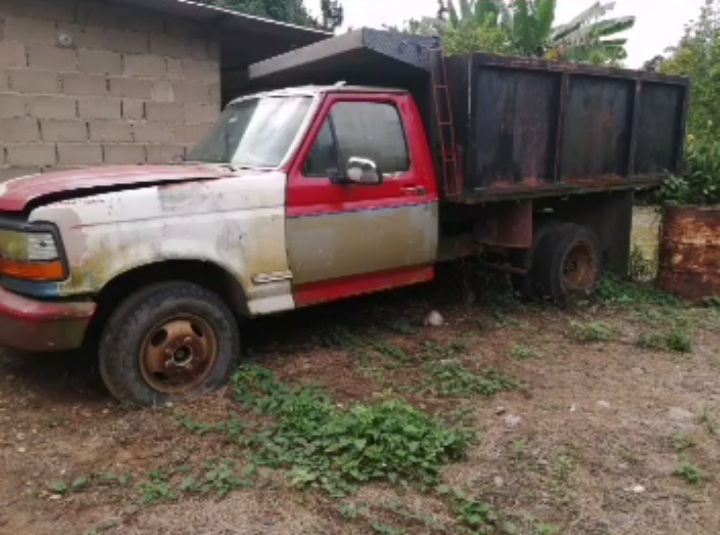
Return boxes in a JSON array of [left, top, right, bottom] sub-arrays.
[[286, 92, 439, 307]]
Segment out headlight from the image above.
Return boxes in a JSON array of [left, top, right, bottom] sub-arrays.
[[0, 229, 66, 281], [27, 232, 60, 262]]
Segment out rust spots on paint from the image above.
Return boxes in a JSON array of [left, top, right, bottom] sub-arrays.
[[0, 287, 95, 352], [474, 201, 533, 248], [658, 205, 720, 301]]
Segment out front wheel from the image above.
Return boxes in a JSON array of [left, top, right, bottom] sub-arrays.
[[99, 282, 240, 407]]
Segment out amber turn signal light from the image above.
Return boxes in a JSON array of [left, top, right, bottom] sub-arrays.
[[0, 259, 66, 281]]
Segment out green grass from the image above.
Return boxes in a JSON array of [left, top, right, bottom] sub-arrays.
[[167, 365, 518, 533], [136, 459, 255, 505], [421, 340, 469, 360], [673, 462, 708, 485], [48, 475, 89, 495], [700, 407, 717, 436], [637, 329, 694, 354], [510, 345, 541, 360], [596, 277, 681, 308], [370, 519, 408, 535], [384, 318, 418, 335], [666, 329, 693, 353], [232, 365, 474, 497], [139, 480, 177, 504], [425, 363, 518, 398], [568, 321, 614, 343], [97, 472, 132, 486], [596, 277, 699, 354], [371, 340, 413, 365], [673, 433, 697, 452], [534, 523, 561, 535]]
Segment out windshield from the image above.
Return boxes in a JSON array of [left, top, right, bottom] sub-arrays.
[[187, 96, 313, 168]]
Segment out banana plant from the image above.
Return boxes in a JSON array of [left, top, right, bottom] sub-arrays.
[[437, 0, 634, 64], [546, 2, 635, 62], [447, 0, 511, 29]]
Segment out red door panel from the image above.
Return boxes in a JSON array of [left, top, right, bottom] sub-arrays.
[[285, 91, 440, 306]]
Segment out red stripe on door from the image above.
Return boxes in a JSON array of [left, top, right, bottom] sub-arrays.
[[294, 264, 434, 307]]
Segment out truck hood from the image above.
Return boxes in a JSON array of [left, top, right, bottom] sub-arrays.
[[0, 165, 237, 212]]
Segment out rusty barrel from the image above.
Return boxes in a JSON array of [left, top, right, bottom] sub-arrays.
[[657, 205, 720, 301]]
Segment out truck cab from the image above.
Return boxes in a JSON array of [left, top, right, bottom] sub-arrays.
[[0, 86, 441, 406]]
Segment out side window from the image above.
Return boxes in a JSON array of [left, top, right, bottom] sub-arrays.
[[302, 101, 410, 178], [303, 119, 339, 177], [331, 102, 410, 175]]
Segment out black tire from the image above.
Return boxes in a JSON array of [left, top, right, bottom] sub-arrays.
[[533, 223, 602, 305], [99, 282, 240, 407], [509, 220, 561, 299]]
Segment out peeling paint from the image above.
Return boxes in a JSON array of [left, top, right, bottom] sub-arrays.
[[29, 168, 294, 316]]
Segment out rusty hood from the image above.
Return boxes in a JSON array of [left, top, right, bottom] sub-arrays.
[[0, 165, 237, 212]]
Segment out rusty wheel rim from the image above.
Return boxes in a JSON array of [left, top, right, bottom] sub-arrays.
[[139, 314, 219, 394], [563, 242, 596, 292]]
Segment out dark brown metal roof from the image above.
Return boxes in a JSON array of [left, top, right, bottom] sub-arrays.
[[249, 29, 435, 89]]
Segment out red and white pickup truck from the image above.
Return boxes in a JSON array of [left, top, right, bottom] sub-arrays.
[[0, 34, 688, 406]]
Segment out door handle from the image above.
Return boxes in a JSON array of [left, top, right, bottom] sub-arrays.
[[401, 185, 427, 196]]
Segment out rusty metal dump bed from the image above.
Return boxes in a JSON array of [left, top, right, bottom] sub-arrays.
[[447, 54, 690, 202], [249, 30, 690, 203]]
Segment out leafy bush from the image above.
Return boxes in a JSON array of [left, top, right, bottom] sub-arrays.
[[658, 138, 720, 206], [232, 365, 474, 496], [660, 0, 720, 140]]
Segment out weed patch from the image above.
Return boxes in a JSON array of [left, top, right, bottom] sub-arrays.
[[371, 340, 413, 365], [534, 523, 560, 535], [596, 277, 680, 308], [510, 345, 541, 360], [637, 329, 694, 354], [49, 476, 88, 496], [673, 462, 708, 485], [673, 433, 697, 452], [629, 244, 655, 282], [136, 460, 255, 505], [426, 363, 518, 398], [666, 329, 693, 353], [700, 407, 717, 435], [568, 321, 614, 343], [384, 318, 418, 335], [232, 365, 474, 496]]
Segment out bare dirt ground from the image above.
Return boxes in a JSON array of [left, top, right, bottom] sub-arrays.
[[1, 210, 719, 535]]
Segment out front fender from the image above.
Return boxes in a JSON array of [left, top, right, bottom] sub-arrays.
[[28, 173, 295, 316]]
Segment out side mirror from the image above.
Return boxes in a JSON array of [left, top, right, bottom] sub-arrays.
[[343, 157, 383, 185]]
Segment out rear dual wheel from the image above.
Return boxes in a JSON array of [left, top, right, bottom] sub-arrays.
[[513, 223, 602, 305], [99, 282, 240, 407]]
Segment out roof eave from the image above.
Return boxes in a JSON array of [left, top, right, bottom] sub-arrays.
[[110, 0, 332, 43]]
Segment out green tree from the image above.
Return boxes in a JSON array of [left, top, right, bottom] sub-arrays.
[[410, 0, 634, 64], [202, 0, 342, 30], [545, 1, 633, 64], [660, 0, 720, 139]]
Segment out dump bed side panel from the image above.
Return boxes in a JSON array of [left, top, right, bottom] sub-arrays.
[[561, 76, 634, 178], [635, 82, 686, 174], [468, 66, 560, 189], [454, 54, 690, 202]]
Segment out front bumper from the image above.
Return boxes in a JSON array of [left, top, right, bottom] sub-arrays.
[[0, 287, 96, 352]]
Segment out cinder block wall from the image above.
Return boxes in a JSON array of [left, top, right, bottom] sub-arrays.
[[0, 0, 221, 180]]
